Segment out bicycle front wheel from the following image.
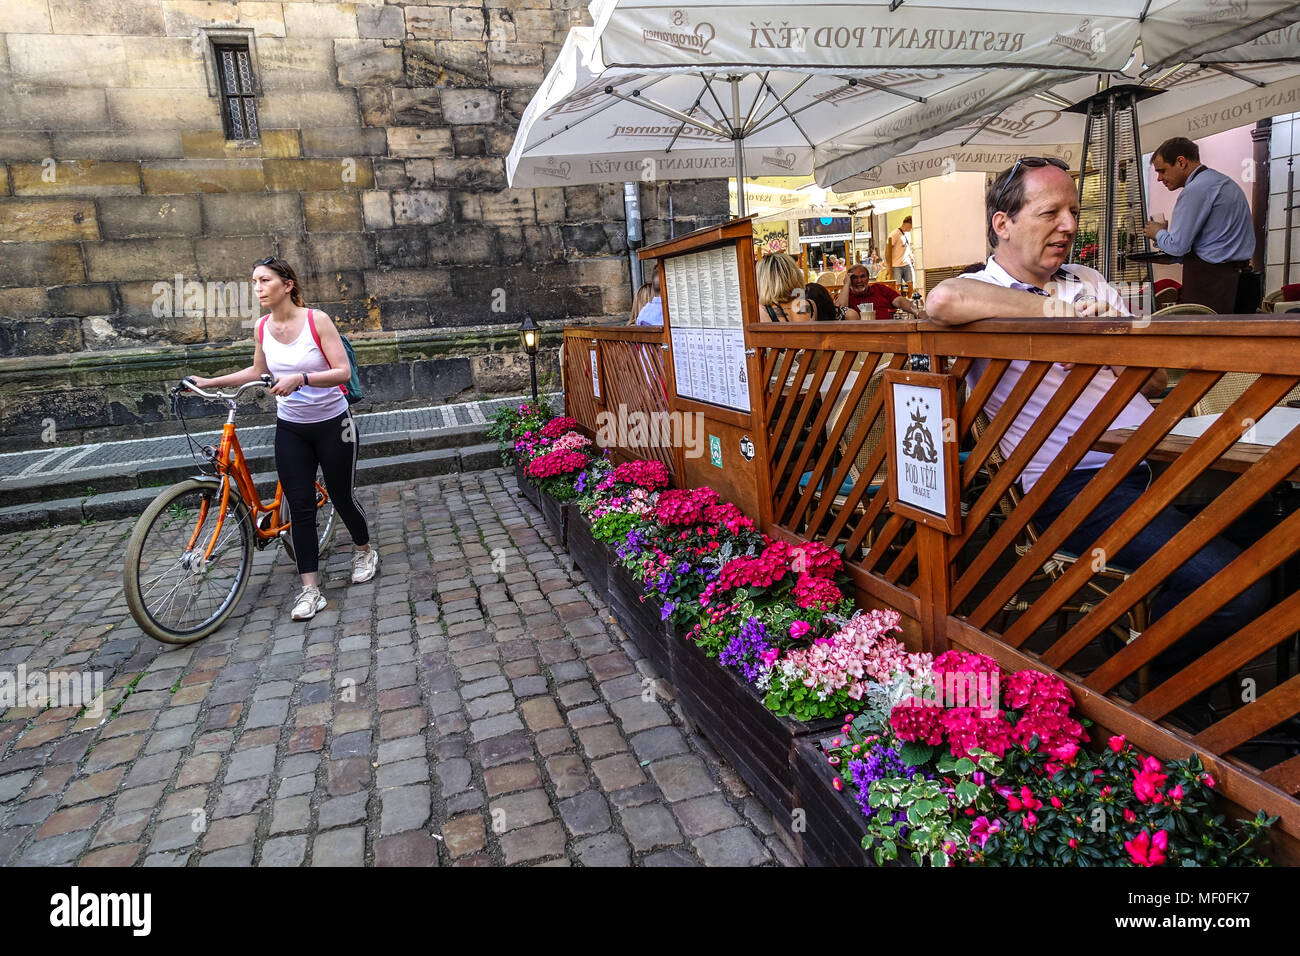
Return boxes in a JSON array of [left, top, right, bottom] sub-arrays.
[[123, 478, 255, 645]]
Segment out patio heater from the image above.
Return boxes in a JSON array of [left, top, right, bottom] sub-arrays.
[[1065, 84, 1163, 302]]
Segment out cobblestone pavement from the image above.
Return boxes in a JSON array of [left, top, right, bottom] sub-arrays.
[[0, 468, 796, 867]]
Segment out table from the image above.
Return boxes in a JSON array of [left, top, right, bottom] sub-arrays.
[[1094, 407, 1300, 482]]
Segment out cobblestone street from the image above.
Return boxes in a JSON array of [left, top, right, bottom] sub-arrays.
[[0, 468, 795, 867]]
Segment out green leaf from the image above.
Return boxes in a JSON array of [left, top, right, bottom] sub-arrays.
[[955, 781, 979, 803], [954, 757, 976, 775], [914, 798, 933, 817], [898, 741, 935, 767]]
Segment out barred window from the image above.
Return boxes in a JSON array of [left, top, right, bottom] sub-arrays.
[[214, 43, 260, 141]]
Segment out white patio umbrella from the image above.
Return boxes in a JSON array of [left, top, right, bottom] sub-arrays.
[[506, 24, 1073, 215], [588, 0, 1300, 75], [825, 29, 1300, 189], [509, 3, 1300, 214]]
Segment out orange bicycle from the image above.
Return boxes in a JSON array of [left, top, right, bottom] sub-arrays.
[[123, 374, 336, 644]]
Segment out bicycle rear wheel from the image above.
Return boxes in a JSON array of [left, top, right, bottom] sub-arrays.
[[123, 478, 255, 644], [279, 478, 337, 566]]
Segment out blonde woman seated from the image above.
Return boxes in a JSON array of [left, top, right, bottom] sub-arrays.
[[757, 253, 812, 322], [629, 282, 654, 325]]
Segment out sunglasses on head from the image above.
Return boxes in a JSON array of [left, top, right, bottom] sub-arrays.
[[255, 257, 278, 267], [992, 156, 1070, 213]]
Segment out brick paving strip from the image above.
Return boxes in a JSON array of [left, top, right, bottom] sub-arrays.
[[0, 468, 797, 867]]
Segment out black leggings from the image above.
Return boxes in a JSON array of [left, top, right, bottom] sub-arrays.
[[275, 410, 369, 574]]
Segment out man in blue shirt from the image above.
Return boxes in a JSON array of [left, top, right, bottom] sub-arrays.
[[635, 268, 663, 327], [1143, 137, 1256, 314]]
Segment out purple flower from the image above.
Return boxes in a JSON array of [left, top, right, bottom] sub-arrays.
[[718, 617, 771, 684], [575, 471, 587, 493], [661, 600, 677, 621], [847, 742, 923, 822]]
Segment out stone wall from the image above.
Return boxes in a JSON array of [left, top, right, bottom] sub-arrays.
[[0, 0, 728, 446]]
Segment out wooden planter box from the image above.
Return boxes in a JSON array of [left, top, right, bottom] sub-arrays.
[[539, 491, 568, 547], [513, 458, 541, 509], [607, 561, 674, 681], [565, 505, 611, 604], [791, 736, 878, 867], [672, 632, 839, 828]]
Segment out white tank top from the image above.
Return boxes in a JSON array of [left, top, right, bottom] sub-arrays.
[[259, 311, 349, 424]]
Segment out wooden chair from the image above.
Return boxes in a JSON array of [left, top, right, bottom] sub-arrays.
[[1190, 373, 1300, 416], [970, 413, 1153, 686], [1153, 287, 1179, 309], [1151, 303, 1216, 316]]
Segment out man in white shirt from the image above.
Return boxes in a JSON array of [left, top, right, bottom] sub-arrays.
[[886, 216, 915, 292], [926, 157, 1266, 671]]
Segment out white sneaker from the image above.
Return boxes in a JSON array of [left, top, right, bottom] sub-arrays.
[[291, 585, 326, 621], [351, 547, 379, 584]]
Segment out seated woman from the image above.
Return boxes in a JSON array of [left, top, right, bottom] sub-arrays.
[[628, 282, 653, 326], [804, 282, 859, 321], [757, 253, 808, 322]]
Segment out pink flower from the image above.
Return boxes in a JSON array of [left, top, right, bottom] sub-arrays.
[[1050, 796, 1063, 809], [832, 778, 844, 791], [789, 620, 813, 640], [1125, 829, 1168, 867], [1170, 784, 1184, 804], [759, 647, 780, 667], [1203, 774, 1216, 789], [1047, 740, 1080, 763], [1123, 808, 1137, 823], [1068, 837, 1078, 848], [970, 816, 1001, 848], [1133, 761, 1168, 804], [1022, 811, 1038, 829], [1109, 734, 1127, 752]]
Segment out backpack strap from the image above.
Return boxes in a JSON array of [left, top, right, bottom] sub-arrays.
[[305, 308, 326, 358], [305, 308, 350, 397], [256, 315, 269, 344]]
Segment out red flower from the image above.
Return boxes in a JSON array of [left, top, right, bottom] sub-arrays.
[[541, 416, 581, 438], [889, 698, 944, 746], [793, 574, 843, 611], [788, 541, 843, 579], [606, 459, 670, 490], [526, 448, 589, 478], [1123, 808, 1137, 823], [1125, 829, 1168, 867], [1108, 734, 1127, 752]]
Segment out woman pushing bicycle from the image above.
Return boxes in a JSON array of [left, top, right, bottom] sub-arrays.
[[188, 257, 377, 621]]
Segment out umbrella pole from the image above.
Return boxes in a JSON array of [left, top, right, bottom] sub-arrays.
[[732, 77, 746, 219]]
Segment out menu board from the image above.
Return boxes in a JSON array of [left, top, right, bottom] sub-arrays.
[[663, 246, 750, 412]]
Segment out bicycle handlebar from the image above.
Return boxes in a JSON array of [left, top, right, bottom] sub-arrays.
[[178, 373, 275, 401]]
